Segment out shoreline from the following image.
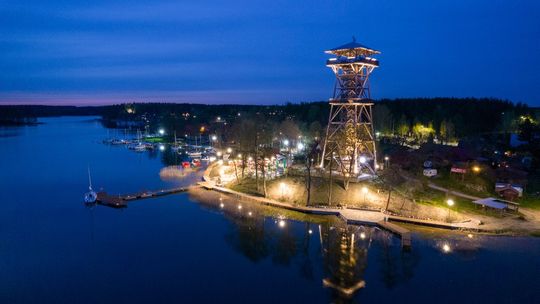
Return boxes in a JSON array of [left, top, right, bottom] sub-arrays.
[[199, 164, 540, 237]]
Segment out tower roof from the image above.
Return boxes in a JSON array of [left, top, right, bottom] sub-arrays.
[[325, 38, 380, 56]]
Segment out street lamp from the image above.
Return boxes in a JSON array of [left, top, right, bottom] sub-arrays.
[[226, 147, 232, 153], [362, 186, 368, 204], [447, 199, 454, 222], [280, 182, 287, 199], [158, 128, 165, 136], [211, 135, 217, 141]]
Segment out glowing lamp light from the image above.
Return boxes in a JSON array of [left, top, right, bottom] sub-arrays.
[[279, 182, 289, 198], [238, 205, 242, 210], [442, 243, 451, 253], [158, 144, 165, 151], [217, 151, 222, 157], [384, 156, 389, 161], [248, 211, 252, 216], [472, 166, 481, 173], [211, 135, 217, 141], [226, 147, 232, 153], [278, 220, 286, 228], [308, 229, 313, 234], [158, 129, 165, 135], [283, 139, 289, 147], [248, 156, 253, 161], [447, 199, 455, 207], [297, 142, 304, 151], [219, 203, 224, 208], [362, 187, 369, 194], [467, 233, 474, 239], [360, 232, 366, 240], [359, 156, 367, 164], [217, 116, 221, 121]]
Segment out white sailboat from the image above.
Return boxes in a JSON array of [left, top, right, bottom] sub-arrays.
[[84, 167, 97, 204]]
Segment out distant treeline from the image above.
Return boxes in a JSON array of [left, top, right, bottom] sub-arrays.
[[1, 99, 537, 139], [0, 105, 103, 125], [374, 98, 534, 138]]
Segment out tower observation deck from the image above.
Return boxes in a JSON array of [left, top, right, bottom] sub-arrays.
[[320, 38, 380, 189]]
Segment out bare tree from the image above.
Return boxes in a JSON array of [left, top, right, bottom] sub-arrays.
[[304, 141, 319, 207]]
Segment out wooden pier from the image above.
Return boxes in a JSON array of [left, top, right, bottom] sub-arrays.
[[96, 186, 194, 208], [378, 220, 412, 248]]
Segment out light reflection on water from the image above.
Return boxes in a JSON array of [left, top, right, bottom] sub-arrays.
[[0, 117, 539, 304]]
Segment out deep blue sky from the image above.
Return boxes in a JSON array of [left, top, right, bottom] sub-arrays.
[[1, 0, 539, 105]]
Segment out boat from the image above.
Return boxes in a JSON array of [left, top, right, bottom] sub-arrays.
[[84, 167, 97, 204], [187, 151, 202, 157], [129, 130, 147, 151]]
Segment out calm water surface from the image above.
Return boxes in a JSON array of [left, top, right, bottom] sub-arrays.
[[0, 117, 539, 304]]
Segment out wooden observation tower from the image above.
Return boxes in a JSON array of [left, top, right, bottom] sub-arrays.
[[320, 38, 379, 189]]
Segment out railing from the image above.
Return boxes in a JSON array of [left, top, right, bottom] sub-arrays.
[[327, 56, 379, 66]]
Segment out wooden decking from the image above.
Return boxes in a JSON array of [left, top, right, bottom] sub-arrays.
[[96, 186, 195, 208]]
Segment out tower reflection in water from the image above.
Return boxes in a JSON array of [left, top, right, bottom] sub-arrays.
[[189, 189, 418, 301]]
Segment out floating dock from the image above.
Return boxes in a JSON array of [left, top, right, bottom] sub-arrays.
[[96, 186, 194, 208]]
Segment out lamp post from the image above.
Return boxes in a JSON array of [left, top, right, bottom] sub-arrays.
[[447, 199, 454, 222], [362, 186, 368, 204], [280, 182, 287, 200]]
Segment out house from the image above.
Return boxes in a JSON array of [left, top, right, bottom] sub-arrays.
[[495, 183, 523, 201]]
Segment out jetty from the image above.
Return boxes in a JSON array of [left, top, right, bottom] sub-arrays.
[[96, 186, 195, 208]]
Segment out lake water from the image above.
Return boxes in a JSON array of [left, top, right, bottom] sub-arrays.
[[0, 116, 539, 304]]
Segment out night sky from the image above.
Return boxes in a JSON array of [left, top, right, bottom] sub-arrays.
[[1, 0, 539, 106]]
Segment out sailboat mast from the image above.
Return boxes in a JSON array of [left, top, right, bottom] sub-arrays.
[[87, 167, 93, 190]]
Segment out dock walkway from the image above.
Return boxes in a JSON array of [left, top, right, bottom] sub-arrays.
[[96, 186, 195, 208]]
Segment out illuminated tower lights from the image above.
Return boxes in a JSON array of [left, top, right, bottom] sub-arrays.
[[320, 37, 379, 189]]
